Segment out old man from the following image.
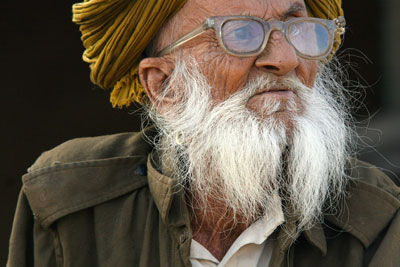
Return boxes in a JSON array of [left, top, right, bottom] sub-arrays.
[[7, 0, 400, 266]]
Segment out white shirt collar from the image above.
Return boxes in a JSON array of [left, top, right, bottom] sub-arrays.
[[190, 194, 284, 267]]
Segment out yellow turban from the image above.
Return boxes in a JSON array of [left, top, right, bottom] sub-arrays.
[[72, 0, 344, 108]]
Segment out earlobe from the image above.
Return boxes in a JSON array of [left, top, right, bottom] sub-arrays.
[[139, 57, 175, 112]]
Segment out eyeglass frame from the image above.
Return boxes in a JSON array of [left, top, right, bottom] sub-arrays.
[[157, 15, 346, 60]]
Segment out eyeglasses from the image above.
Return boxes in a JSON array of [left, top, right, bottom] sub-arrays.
[[158, 15, 346, 60]]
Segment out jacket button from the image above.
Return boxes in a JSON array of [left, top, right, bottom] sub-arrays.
[[180, 230, 188, 244], [136, 164, 147, 176]]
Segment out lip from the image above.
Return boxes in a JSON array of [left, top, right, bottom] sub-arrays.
[[252, 87, 294, 98], [246, 87, 296, 116]]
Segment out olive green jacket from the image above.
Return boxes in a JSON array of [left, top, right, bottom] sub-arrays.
[[7, 128, 400, 267]]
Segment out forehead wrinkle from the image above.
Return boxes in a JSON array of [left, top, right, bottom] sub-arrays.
[[232, 1, 307, 21], [191, 0, 271, 18], [185, 0, 306, 20]]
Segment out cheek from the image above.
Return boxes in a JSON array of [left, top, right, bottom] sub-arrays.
[[201, 54, 256, 101], [297, 59, 318, 87]]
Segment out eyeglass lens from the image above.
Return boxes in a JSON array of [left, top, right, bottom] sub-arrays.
[[288, 21, 330, 57], [221, 20, 266, 53], [221, 19, 330, 57]]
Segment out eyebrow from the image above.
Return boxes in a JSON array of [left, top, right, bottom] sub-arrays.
[[282, 2, 307, 19]]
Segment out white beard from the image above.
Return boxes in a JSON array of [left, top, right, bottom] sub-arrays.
[[146, 57, 354, 231]]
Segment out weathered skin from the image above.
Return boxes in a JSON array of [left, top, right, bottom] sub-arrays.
[[139, 0, 319, 260]]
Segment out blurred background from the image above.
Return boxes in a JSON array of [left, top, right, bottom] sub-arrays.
[[1, 0, 399, 264]]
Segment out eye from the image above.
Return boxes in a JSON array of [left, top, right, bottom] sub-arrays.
[[289, 25, 300, 36], [231, 26, 254, 40], [222, 20, 264, 53], [222, 20, 263, 41]]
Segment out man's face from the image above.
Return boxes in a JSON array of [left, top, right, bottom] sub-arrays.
[[143, 0, 350, 228], [172, 0, 318, 121]]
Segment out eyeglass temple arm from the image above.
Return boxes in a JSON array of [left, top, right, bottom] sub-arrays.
[[158, 20, 211, 57]]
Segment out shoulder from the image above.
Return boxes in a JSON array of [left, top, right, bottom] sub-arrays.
[[28, 127, 156, 172], [348, 158, 400, 199], [344, 159, 400, 265], [325, 158, 400, 249], [21, 127, 157, 228]]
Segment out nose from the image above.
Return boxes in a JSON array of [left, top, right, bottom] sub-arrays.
[[255, 30, 299, 76]]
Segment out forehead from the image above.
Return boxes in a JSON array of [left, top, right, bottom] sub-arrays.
[[184, 0, 306, 20]]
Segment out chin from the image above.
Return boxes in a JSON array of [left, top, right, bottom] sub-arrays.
[[247, 100, 301, 132]]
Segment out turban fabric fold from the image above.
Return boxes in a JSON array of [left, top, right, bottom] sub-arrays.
[[72, 0, 344, 108], [72, 0, 187, 108]]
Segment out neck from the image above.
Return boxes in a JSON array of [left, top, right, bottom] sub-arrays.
[[187, 190, 254, 261]]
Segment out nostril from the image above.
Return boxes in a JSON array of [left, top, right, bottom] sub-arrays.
[[264, 65, 279, 71]]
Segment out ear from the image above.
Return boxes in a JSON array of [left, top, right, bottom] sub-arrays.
[[139, 57, 175, 113]]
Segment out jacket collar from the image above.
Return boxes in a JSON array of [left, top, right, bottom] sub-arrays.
[[23, 127, 159, 228], [147, 153, 190, 227], [24, 156, 149, 228], [324, 177, 399, 247], [303, 174, 399, 255], [303, 223, 327, 255]]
